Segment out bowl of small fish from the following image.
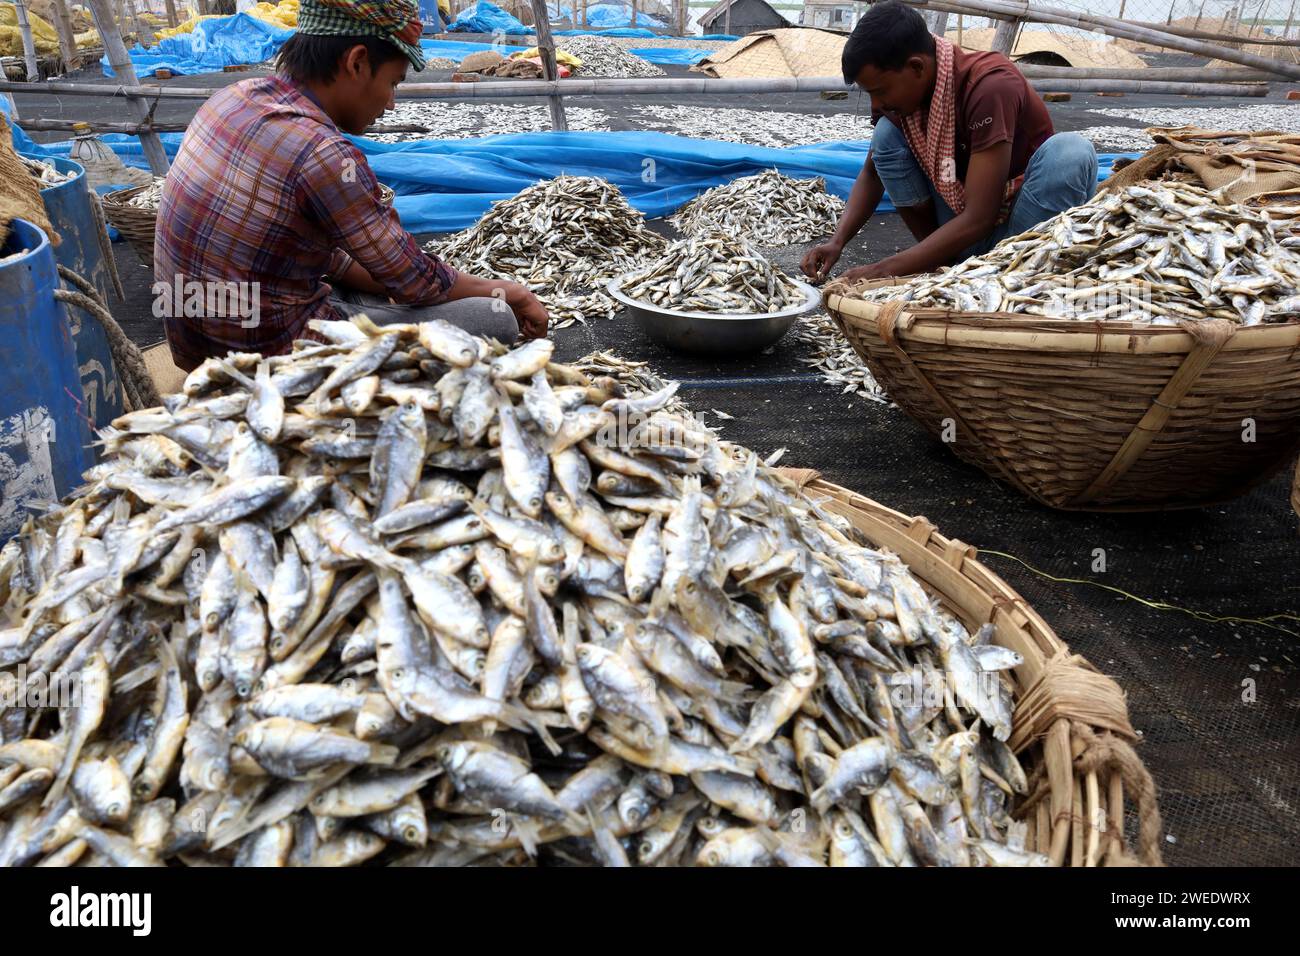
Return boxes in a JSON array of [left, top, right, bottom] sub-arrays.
[[608, 234, 821, 355]]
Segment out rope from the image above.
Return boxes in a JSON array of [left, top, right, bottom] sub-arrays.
[[1018, 721, 1165, 867], [54, 265, 161, 412]]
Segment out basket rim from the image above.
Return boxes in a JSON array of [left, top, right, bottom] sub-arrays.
[[827, 287, 1300, 353]]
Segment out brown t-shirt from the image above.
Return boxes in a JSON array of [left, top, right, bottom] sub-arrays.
[[875, 45, 1054, 186]]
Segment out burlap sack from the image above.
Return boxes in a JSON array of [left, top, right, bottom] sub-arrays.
[[1099, 127, 1300, 206], [0, 114, 57, 249]]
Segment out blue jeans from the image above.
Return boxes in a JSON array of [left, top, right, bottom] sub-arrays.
[[871, 118, 1099, 259]]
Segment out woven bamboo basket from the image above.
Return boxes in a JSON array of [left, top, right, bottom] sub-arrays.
[[102, 183, 398, 270], [779, 468, 1164, 866], [101, 182, 160, 269], [827, 279, 1300, 511]]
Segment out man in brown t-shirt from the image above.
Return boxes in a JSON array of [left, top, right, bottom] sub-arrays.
[[803, 2, 1097, 283]]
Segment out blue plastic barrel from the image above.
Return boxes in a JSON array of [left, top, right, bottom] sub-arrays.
[[22, 153, 124, 433], [0, 220, 96, 544]]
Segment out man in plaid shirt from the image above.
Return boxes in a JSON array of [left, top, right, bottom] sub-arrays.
[[155, 0, 548, 372]]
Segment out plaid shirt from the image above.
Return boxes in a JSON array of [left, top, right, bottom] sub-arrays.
[[155, 75, 457, 371]]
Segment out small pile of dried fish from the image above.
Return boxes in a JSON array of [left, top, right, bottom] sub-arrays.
[[0, 317, 1039, 867], [854, 182, 1300, 325], [621, 233, 806, 315], [424, 57, 458, 70], [431, 175, 666, 328], [559, 35, 665, 78], [125, 178, 165, 209], [790, 313, 888, 404], [670, 170, 846, 247], [21, 156, 75, 188]]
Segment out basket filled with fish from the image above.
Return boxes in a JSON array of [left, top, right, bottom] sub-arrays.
[[826, 181, 1300, 511], [0, 319, 1161, 866], [609, 233, 821, 355]]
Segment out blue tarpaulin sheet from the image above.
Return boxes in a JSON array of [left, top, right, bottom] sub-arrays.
[[17, 126, 1133, 236], [102, 13, 295, 78], [583, 4, 667, 28], [447, 1, 530, 34], [554, 27, 657, 37], [631, 46, 710, 64], [420, 38, 527, 59], [417, 36, 703, 65]]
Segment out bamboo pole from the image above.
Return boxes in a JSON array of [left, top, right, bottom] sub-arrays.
[[903, 0, 1300, 77], [957, 12, 963, 45], [126, 0, 148, 47], [1116, 0, 1126, 19], [83, 0, 170, 173], [1166, 0, 1174, 24], [164, 0, 178, 28], [931, 11, 949, 34], [527, 0, 567, 131], [11, 0, 41, 82], [1194, 0, 1204, 30], [632, 0, 638, 28], [1019, 64, 1275, 80], [990, 14, 1017, 53], [724, 0, 731, 34], [50, 0, 81, 72], [0, 72, 1269, 100], [1286, 0, 1297, 38]]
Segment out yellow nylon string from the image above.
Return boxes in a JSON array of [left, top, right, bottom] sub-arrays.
[[976, 549, 1300, 638]]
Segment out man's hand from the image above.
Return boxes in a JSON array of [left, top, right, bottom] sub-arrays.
[[841, 261, 896, 284], [801, 241, 843, 282], [500, 282, 550, 339]]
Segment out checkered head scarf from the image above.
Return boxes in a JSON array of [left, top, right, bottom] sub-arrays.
[[296, 0, 427, 72]]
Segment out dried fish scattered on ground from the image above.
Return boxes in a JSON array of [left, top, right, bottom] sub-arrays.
[[368, 103, 611, 143], [852, 182, 1300, 326], [1074, 126, 1155, 153], [790, 312, 889, 404], [429, 175, 665, 328], [21, 156, 74, 187], [124, 178, 166, 209], [671, 170, 846, 246], [423, 57, 457, 70], [633, 104, 871, 149], [559, 35, 666, 78], [1088, 103, 1300, 135], [621, 233, 804, 314], [0, 317, 1037, 867]]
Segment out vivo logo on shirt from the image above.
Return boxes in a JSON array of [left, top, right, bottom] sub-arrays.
[[969, 116, 994, 131]]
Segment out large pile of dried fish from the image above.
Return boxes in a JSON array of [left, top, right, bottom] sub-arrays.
[[369, 103, 611, 143], [430, 175, 666, 328], [670, 170, 846, 247], [558, 35, 665, 78], [21, 156, 75, 188], [633, 105, 872, 149], [620, 233, 806, 315], [853, 182, 1300, 325], [0, 319, 1041, 867]]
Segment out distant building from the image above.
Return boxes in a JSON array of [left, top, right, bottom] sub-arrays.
[[802, 2, 856, 30], [699, 0, 790, 35]]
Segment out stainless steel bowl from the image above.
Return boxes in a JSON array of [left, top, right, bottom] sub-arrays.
[[606, 274, 822, 355]]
